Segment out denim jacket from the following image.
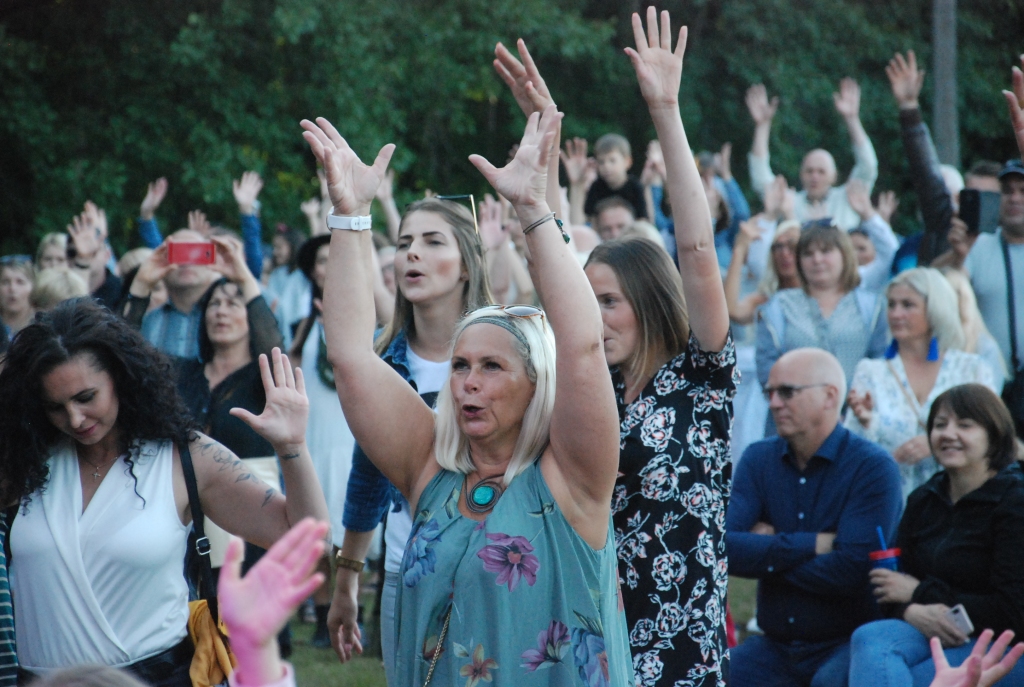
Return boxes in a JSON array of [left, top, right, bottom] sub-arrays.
[[341, 330, 414, 532]]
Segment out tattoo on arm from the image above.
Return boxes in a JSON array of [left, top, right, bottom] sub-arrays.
[[235, 472, 258, 483], [262, 487, 276, 508], [280, 452, 300, 461]]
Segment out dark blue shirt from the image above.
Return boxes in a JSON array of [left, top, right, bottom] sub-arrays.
[[726, 423, 902, 643]]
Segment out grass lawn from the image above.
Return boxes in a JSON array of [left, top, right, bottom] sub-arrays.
[[290, 620, 386, 687], [729, 575, 759, 642]]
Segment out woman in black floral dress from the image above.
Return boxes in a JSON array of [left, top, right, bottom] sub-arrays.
[[583, 10, 736, 686]]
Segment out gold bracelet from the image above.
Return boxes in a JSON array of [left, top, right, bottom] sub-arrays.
[[334, 551, 364, 573]]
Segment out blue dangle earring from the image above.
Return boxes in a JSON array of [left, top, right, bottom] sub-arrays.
[[927, 336, 940, 362], [885, 339, 899, 360]]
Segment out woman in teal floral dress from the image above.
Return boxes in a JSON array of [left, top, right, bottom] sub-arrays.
[[303, 72, 631, 685]]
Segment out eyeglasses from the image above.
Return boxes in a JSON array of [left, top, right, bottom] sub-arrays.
[[435, 194, 479, 235], [478, 304, 545, 320], [762, 383, 829, 401]]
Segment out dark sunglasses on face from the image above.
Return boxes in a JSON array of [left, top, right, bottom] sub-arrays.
[[762, 383, 829, 401]]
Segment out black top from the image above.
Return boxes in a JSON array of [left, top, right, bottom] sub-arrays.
[[612, 333, 737, 686], [894, 461, 1024, 636], [583, 175, 648, 219], [174, 294, 283, 459], [92, 269, 123, 311]]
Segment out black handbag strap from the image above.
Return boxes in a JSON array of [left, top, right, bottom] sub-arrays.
[[1001, 235, 1022, 372], [179, 442, 219, 624]]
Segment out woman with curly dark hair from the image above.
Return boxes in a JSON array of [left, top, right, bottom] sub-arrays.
[[0, 298, 328, 685]]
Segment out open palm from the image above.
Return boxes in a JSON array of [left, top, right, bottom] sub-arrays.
[[230, 349, 309, 449], [469, 104, 562, 208], [219, 519, 328, 650], [301, 117, 395, 216], [625, 7, 687, 111]]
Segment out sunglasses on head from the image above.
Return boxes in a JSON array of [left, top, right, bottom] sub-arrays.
[[435, 194, 479, 235], [762, 383, 829, 401], [0, 255, 32, 267], [479, 304, 545, 320]]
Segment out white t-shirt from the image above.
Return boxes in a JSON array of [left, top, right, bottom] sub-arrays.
[[383, 343, 451, 573]]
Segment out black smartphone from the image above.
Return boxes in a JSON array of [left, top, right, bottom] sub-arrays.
[[960, 189, 1001, 235]]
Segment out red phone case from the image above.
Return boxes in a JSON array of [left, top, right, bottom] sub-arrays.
[[167, 242, 215, 265]]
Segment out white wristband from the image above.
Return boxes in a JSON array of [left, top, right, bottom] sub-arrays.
[[327, 210, 372, 231]]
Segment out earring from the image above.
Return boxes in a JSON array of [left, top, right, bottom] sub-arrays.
[[885, 339, 899, 360], [927, 336, 940, 362]]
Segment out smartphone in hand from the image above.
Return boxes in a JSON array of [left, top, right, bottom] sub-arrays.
[[167, 241, 215, 265], [959, 189, 1001, 235], [947, 604, 975, 638]]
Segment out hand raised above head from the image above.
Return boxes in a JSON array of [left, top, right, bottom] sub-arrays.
[[478, 194, 507, 252], [625, 6, 688, 111], [833, 77, 862, 120], [876, 190, 900, 224], [1004, 56, 1024, 159], [846, 179, 874, 220], [746, 84, 779, 125], [233, 171, 264, 215], [469, 104, 563, 210], [560, 137, 589, 186], [494, 39, 554, 117], [230, 349, 310, 451], [886, 51, 925, 109], [141, 178, 168, 220], [301, 117, 395, 217]]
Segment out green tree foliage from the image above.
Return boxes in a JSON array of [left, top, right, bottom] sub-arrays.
[[1, 0, 1021, 255]]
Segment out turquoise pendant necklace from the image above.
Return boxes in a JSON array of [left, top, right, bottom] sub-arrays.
[[464, 472, 505, 514]]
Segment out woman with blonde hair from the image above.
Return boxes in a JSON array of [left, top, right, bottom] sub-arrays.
[[846, 268, 999, 499], [940, 267, 1007, 387], [306, 91, 632, 684], [30, 269, 89, 311], [0, 257, 34, 341], [35, 234, 68, 271]]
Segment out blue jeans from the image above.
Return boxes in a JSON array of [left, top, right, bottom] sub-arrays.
[[850, 619, 1024, 687], [732, 635, 850, 687], [381, 570, 399, 687]]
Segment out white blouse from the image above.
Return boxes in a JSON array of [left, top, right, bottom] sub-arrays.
[[10, 440, 190, 672], [844, 349, 998, 501]]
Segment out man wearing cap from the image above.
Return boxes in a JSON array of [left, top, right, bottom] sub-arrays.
[[961, 160, 1024, 431], [727, 348, 902, 687]]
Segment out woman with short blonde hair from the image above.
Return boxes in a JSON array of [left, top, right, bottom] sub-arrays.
[[30, 268, 89, 311]]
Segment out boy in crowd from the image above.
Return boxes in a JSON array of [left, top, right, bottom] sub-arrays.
[[564, 134, 648, 226]]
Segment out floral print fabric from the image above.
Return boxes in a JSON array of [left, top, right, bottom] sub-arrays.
[[393, 462, 633, 687], [613, 333, 738, 687]]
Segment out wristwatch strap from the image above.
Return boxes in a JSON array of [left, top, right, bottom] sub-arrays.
[[327, 210, 372, 231]]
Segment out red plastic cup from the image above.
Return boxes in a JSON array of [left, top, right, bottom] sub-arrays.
[[869, 548, 901, 571]]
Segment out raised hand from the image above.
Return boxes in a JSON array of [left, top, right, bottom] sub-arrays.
[[188, 209, 213, 237], [735, 217, 764, 248], [301, 118, 395, 217], [219, 518, 328, 685], [141, 178, 168, 221], [469, 104, 563, 210], [233, 171, 264, 216], [1004, 56, 1024, 159], [131, 243, 174, 295], [847, 389, 873, 427], [624, 7, 687, 111], [717, 142, 733, 181], [948, 217, 977, 260], [834, 77, 862, 121], [230, 349, 310, 452], [301, 197, 322, 218], [494, 39, 555, 116], [210, 234, 257, 289], [887, 51, 926, 110], [67, 211, 102, 265], [876, 190, 900, 224], [478, 194, 508, 251], [560, 137, 590, 187], [930, 630, 1024, 687], [763, 174, 788, 219], [83, 201, 108, 244], [846, 179, 875, 221], [746, 84, 779, 126]]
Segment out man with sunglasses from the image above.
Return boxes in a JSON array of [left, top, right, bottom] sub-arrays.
[[727, 347, 902, 687]]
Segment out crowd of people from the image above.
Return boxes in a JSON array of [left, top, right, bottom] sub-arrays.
[[2, 8, 1024, 687]]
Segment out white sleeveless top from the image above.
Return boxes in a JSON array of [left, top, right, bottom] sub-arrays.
[[10, 439, 190, 672]]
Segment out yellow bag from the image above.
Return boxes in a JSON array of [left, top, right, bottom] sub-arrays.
[[188, 599, 237, 687]]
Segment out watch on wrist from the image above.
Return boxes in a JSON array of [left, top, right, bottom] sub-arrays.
[[327, 209, 372, 231], [334, 551, 365, 573]]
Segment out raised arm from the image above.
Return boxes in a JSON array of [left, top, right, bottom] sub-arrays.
[[139, 178, 168, 248], [725, 217, 768, 325], [627, 7, 729, 350], [469, 105, 620, 512], [745, 84, 778, 197], [301, 119, 436, 502], [834, 78, 878, 190], [1005, 56, 1024, 159], [233, 171, 266, 277]]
